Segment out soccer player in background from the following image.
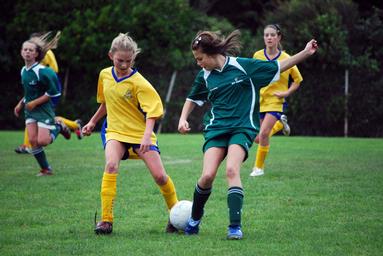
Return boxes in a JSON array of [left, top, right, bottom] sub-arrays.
[[250, 24, 303, 177], [178, 30, 317, 239], [82, 33, 179, 235], [13, 32, 71, 176], [15, 32, 83, 154]]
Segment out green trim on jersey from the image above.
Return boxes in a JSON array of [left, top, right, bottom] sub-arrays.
[[21, 63, 60, 124], [187, 56, 279, 140]]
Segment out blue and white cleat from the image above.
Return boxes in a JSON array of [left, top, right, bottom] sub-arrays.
[[184, 218, 200, 235], [227, 225, 243, 240]]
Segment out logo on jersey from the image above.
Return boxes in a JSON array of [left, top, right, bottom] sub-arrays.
[[124, 90, 132, 100], [29, 80, 37, 85], [231, 77, 244, 85]]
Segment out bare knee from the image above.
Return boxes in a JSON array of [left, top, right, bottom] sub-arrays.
[[259, 129, 270, 142], [226, 166, 239, 180], [199, 173, 215, 187], [38, 138, 51, 146], [153, 173, 168, 185], [105, 160, 119, 174]]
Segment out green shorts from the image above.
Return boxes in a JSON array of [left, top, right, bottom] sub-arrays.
[[202, 131, 254, 161]]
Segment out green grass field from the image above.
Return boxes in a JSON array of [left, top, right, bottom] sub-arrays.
[[0, 131, 382, 256]]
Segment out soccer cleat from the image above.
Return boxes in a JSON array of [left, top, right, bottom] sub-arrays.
[[36, 168, 53, 176], [165, 219, 178, 233], [57, 121, 71, 140], [227, 225, 243, 240], [250, 167, 264, 177], [184, 218, 200, 235], [280, 115, 291, 136], [15, 145, 30, 154], [94, 221, 113, 235], [74, 119, 83, 140]]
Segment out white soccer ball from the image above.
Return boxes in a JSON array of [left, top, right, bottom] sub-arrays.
[[169, 200, 192, 230]]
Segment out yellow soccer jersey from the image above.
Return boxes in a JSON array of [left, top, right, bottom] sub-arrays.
[[97, 67, 163, 145], [253, 50, 303, 112], [41, 50, 59, 73]]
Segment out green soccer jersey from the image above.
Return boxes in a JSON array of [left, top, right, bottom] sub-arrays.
[[187, 56, 280, 139], [21, 63, 61, 124]]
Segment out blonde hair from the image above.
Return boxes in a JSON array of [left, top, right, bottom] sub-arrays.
[[27, 31, 61, 62], [191, 30, 242, 56], [109, 33, 141, 57]]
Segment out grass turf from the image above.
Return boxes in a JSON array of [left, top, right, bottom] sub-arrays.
[[0, 131, 382, 255]]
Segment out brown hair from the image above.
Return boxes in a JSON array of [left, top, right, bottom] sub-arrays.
[[191, 30, 242, 56], [264, 24, 283, 50]]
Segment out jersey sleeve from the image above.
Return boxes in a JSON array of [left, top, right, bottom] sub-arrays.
[[187, 70, 208, 106], [290, 65, 303, 84], [39, 67, 61, 97], [97, 70, 106, 103], [136, 78, 164, 119], [237, 57, 280, 88], [41, 50, 59, 73]]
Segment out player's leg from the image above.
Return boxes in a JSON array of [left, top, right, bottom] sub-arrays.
[[251, 113, 277, 177], [26, 121, 51, 176], [225, 134, 248, 240], [95, 140, 125, 235], [15, 127, 31, 154], [186, 146, 226, 235], [138, 149, 178, 210], [137, 149, 179, 232], [55, 116, 78, 131]]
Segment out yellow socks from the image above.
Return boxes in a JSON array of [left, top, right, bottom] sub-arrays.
[[101, 172, 117, 223], [159, 176, 178, 210], [56, 116, 78, 131], [254, 145, 270, 169], [270, 120, 283, 137], [24, 128, 31, 148]]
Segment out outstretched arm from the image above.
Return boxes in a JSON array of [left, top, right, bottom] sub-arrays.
[[280, 39, 318, 72], [178, 100, 197, 134]]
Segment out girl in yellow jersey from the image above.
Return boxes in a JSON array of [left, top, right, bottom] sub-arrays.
[[250, 24, 303, 177], [82, 33, 178, 235]]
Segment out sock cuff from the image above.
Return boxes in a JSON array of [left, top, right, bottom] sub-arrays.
[[259, 145, 270, 152], [31, 147, 43, 155], [228, 186, 244, 197], [103, 172, 118, 181], [196, 183, 212, 194]]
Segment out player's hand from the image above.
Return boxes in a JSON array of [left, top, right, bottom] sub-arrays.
[[25, 101, 36, 111], [14, 104, 22, 117], [178, 120, 191, 134], [274, 91, 288, 98], [305, 39, 318, 55], [82, 122, 95, 136], [139, 136, 152, 154]]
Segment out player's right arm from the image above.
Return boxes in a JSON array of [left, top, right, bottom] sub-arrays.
[[82, 103, 106, 136], [14, 98, 25, 117], [178, 100, 196, 134]]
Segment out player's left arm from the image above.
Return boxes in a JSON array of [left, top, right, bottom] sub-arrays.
[[25, 94, 50, 111], [280, 39, 318, 72], [139, 118, 156, 154]]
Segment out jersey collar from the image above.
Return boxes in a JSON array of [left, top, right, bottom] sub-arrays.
[[112, 67, 137, 82], [213, 56, 229, 72], [25, 62, 39, 71], [264, 49, 281, 61]]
